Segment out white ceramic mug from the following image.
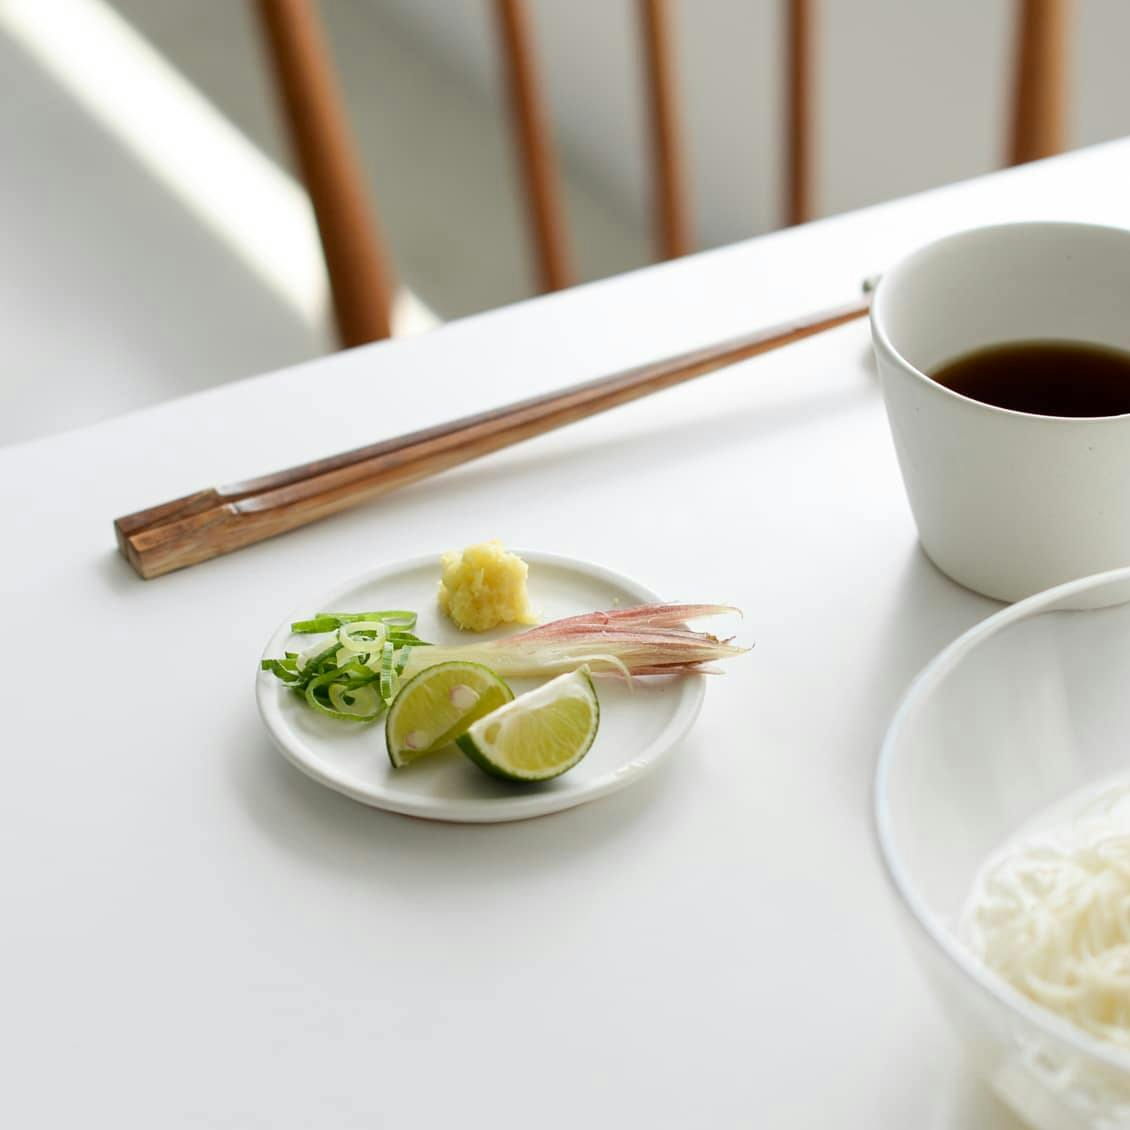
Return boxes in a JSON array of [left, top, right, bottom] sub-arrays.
[[870, 221, 1130, 604]]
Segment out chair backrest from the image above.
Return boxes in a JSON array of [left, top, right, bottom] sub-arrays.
[[254, 0, 1069, 349], [255, 0, 394, 345], [1009, 0, 1069, 166]]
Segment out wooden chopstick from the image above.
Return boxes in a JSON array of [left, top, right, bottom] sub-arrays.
[[115, 293, 871, 578]]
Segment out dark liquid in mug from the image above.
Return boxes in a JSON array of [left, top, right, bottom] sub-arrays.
[[932, 340, 1130, 417]]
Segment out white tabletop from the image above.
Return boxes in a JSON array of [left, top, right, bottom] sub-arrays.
[[9, 141, 1130, 1128]]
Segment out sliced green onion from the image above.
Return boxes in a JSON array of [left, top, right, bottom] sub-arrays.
[[260, 658, 302, 685], [290, 616, 343, 635], [330, 610, 417, 628], [291, 610, 417, 634], [304, 666, 377, 722], [328, 682, 383, 720], [295, 638, 340, 674], [337, 620, 389, 654], [378, 640, 396, 704]]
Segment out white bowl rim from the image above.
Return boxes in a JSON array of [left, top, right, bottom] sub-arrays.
[[875, 562, 1130, 1075], [870, 219, 1130, 424]]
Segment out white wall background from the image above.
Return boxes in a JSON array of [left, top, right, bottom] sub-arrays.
[[378, 0, 1130, 249]]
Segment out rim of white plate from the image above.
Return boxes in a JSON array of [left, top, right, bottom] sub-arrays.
[[255, 550, 707, 823]]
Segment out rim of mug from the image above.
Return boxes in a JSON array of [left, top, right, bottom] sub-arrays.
[[870, 220, 1130, 424]]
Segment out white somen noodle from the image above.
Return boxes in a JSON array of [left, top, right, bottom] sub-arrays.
[[964, 783, 1130, 1049]]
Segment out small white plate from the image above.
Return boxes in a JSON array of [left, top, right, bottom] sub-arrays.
[[256, 551, 706, 823]]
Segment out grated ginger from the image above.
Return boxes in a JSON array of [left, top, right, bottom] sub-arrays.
[[437, 541, 536, 632]]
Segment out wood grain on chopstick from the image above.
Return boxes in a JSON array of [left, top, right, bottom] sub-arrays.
[[115, 295, 870, 579]]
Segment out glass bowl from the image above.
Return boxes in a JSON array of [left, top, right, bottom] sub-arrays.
[[876, 566, 1130, 1130]]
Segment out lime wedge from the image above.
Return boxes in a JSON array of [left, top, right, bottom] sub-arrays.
[[456, 668, 599, 782], [386, 661, 513, 768]]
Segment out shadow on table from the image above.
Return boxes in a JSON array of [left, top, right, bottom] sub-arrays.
[[929, 1072, 1028, 1130], [811, 536, 1001, 809], [874, 541, 1000, 705], [228, 725, 691, 885], [429, 378, 877, 505], [98, 548, 141, 592], [859, 340, 879, 380]]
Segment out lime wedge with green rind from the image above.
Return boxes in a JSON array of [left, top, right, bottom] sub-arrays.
[[456, 668, 599, 782], [386, 661, 513, 768]]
